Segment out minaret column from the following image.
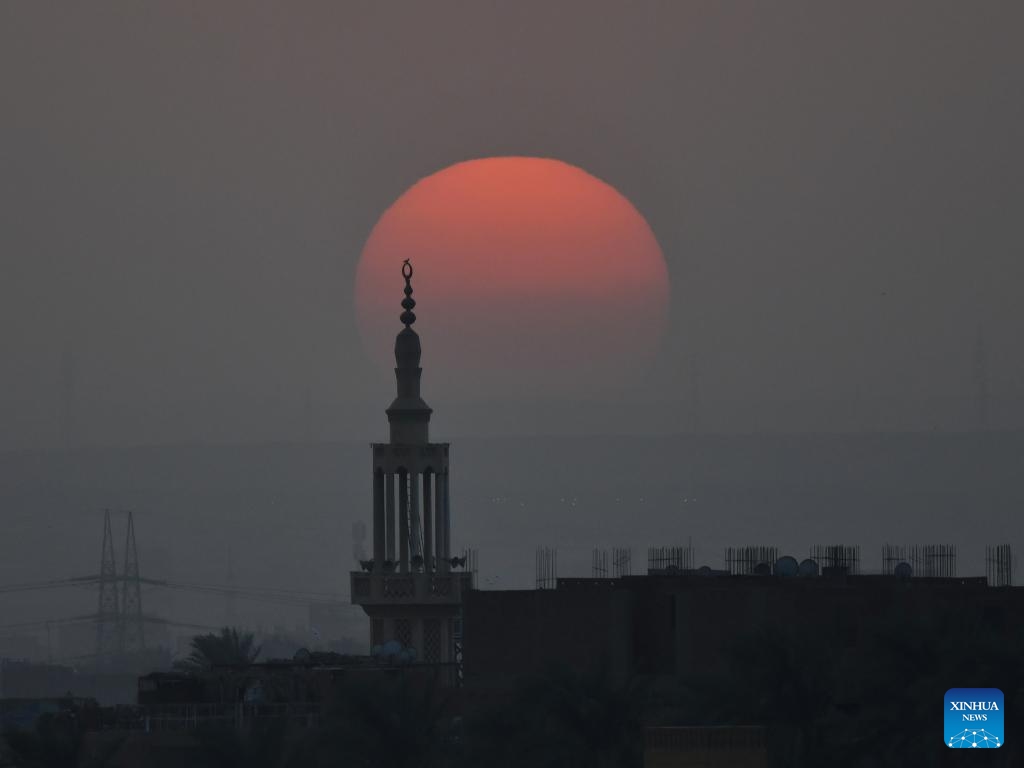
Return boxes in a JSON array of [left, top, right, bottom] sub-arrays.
[[410, 470, 420, 565], [385, 472, 396, 564], [373, 469, 385, 570], [422, 471, 433, 572], [398, 469, 409, 573], [436, 471, 449, 571], [442, 470, 451, 563]]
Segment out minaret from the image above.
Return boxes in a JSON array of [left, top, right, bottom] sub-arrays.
[[351, 260, 470, 670]]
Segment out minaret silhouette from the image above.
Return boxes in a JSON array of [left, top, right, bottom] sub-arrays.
[[351, 260, 470, 670]]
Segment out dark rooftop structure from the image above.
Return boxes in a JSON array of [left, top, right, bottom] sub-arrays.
[[463, 565, 1023, 690]]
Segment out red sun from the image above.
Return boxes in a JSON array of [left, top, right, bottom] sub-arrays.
[[355, 157, 670, 398]]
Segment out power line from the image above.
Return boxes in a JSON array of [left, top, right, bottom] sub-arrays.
[[0, 613, 223, 636], [0, 507, 356, 646], [138, 578, 349, 605], [0, 614, 99, 634], [0, 575, 100, 594], [0, 576, 348, 605]]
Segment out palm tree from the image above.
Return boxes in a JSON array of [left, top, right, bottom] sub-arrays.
[[175, 627, 262, 673]]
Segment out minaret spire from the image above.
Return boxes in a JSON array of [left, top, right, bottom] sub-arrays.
[[400, 259, 416, 327], [386, 260, 432, 444]]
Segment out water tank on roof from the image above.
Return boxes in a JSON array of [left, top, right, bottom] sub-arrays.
[[373, 640, 404, 659], [774, 556, 799, 577], [798, 558, 819, 577]]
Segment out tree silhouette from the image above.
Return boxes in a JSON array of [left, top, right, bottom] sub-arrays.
[[194, 716, 304, 768], [672, 611, 1024, 768], [313, 669, 454, 768], [175, 627, 262, 673], [2, 711, 122, 768], [464, 664, 644, 768]]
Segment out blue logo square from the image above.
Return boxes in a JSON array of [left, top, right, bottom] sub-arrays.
[[945, 688, 1004, 748]]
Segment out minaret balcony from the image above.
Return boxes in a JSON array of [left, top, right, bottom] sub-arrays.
[[350, 570, 473, 606]]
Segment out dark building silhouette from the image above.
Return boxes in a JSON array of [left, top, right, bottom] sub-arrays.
[[464, 568, 1024, 689], [645, 726, 768, 768]]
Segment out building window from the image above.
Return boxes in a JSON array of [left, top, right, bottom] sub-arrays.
[[395, 618, 412, 649], [423, 619, 441, 662]]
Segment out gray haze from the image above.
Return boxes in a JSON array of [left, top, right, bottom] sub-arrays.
[[2, 435, 1023, 655], [1, 3, 1023, 656], [2, 2, 1023, 446]]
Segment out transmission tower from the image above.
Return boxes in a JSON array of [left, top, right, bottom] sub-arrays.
[[974, 325, 990, 430], [95, 509, 120, 662], [225, 546, 237, 625], [120, 510, 145, 652]]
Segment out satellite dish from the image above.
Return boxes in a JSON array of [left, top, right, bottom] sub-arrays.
[[774, 556, 799, 577], [798, 558, 819, 577], [753, 562, 771, 576], [894, 561, 913, 579]]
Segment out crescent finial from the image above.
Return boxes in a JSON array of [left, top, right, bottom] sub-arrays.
[[400, 260, 416, 327]]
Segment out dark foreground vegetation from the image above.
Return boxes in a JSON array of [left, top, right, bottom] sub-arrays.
[[3, 614, 1022, 768]]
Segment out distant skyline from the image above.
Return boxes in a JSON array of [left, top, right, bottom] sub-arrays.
[[2, 2, 1023, 449]]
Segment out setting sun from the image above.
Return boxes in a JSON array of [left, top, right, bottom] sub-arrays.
[[355, 156, 670, 397]]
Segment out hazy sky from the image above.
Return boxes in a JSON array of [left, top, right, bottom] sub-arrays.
[[3, 1, 1023, 448]]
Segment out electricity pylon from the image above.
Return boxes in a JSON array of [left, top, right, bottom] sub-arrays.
[[120, 510, 144, 652], [95, 509, 120, 662]]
